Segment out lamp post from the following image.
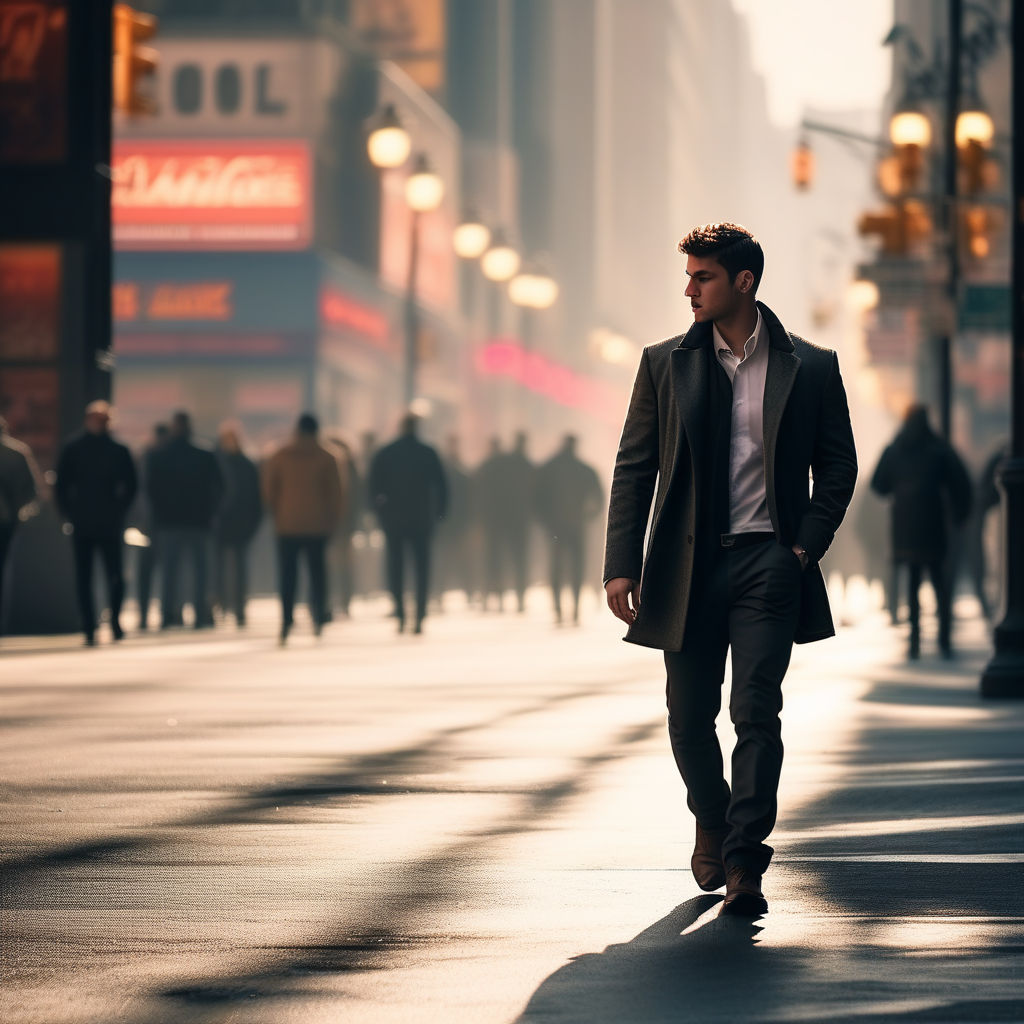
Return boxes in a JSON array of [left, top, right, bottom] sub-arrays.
[[366, 104, 444, 407], [980, 4, 1024, 698]]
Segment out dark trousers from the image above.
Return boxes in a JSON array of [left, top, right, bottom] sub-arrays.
[[385, 528, 431, 626], [664, 539, 802, 875], [277, 535, 328, 627], [215, 540, 250, 624], [906, 558, 952, 653], [71, 532, 125, 636], [159, 527, 211, 627], [549, 528, 585, 622]]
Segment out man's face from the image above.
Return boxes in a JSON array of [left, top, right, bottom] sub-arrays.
[[684, 254, 750, 323]]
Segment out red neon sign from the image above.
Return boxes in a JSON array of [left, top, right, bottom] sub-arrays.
[[112, 140, 312, 250], [475, 341, 625, 426], [319, 286, 390, 346]]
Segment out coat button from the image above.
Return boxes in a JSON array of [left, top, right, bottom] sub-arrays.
[[687, 535, 693, 544]]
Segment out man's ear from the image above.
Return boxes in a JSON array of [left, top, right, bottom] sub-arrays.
[[735, 270, 754, 294]]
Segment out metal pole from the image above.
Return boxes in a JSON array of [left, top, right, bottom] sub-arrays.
[[939, 0, 962, 440], [404, 209, 420, 407], [980, 1, 1024, 697]]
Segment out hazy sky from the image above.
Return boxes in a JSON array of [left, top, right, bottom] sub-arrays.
[[732, 0, 894, 126]]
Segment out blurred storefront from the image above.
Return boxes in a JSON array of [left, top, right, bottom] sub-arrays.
[[111, 15, 463, 450]]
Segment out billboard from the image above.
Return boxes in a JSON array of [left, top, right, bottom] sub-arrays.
[[112, 140, 312, 250]]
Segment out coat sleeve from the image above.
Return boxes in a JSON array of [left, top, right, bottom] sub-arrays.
[[945, 446, 973, 525], [796, 352, 858, 562], [118, 445, 138, 514], [870, 445, 894, 497], [603, 348, 660, 583]]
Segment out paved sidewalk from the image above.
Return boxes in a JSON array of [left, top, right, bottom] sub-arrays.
[[1, 595, 1021, 1023]]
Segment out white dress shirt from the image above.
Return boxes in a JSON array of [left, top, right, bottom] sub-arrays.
[[713, 311, 773, 533]]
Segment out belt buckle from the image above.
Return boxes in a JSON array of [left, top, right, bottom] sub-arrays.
[[720, 533, 735, 548]]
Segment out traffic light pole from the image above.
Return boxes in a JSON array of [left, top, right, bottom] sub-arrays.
[[937, 0, 962, 441], [980, 2, 1024, 698]]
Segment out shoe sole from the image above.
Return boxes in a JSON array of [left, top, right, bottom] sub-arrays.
[[721, 892, 768, 917]]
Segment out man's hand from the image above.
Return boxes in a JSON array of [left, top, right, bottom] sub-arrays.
[[605, 577, 640, 625], [791, 544, 809, 570]]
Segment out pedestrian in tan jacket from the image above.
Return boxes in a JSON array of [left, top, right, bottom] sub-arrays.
[[262, 412, 346, 643]]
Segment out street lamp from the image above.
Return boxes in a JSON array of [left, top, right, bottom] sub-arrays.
[[453, 212, 491, 260], [508, 266, 558, 310], [366, 108, 444, 407], [980, 6, 1023, 698], [481, 228, 520, 283], [366, 103, 410, 169]]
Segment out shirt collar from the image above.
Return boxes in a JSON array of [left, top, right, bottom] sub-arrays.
[[714, 309, 764, 362]]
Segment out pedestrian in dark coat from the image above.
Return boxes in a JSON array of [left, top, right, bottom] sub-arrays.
[[474, 431, 535, 612], [535, 434, 603, 625], [870, 404, 972, 658], [369, 413, 448, 633], [55, 401, 137, 645], [145, 410, 224, 629], [604, 223, 857, 915], [263, 412, 346, 644], [0, 417, 42, 635], [214, 421, 263, 628]]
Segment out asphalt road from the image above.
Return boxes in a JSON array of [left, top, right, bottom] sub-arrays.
[[1, 591, 1022, 1023]]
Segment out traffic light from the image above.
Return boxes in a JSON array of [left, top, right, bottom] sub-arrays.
[[113, 4, 158, 115], [857, 201, 931, 255]]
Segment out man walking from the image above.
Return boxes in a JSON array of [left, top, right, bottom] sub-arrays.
[[870, 404, 971, 659], [604, 223, 857, 915], [55, 401, 137, 645], [146, 411, 223, 629], [369, 413, 447, 634], [263, 413, 346, 644], [535, 434, 603, 625]]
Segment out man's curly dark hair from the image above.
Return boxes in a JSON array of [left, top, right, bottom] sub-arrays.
[[678, 222, 764, 294]]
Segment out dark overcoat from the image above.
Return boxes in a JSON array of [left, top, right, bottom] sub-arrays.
[[603, 301, 857, 651], [55, 431, 137, 537], [369, 435, 449, 535], [869, 417, 971, 563]]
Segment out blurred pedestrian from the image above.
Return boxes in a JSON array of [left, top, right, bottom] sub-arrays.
[[55, 401, 137, 646], [475, 431, 535, 612], [434, 433, 472, 605], [535, 434, 603, 625], [604, 223, 857, 915], [133, 422, 169, 629], [146, 410, 223, 630], [0, 416, 42, 635], [870, 404, 971, 659], [214, 421, 263, 628], [369, 413, 447, 634], [263, 412, 346, 644]]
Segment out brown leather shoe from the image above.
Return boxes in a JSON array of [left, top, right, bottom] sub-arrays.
[[691, 823, 728, 891], [721, 865, 768, 916]]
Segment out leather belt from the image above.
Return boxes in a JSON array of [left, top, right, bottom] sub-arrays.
[[720, 531, 776, 550]]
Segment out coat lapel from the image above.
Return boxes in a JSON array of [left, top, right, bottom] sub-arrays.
[[670, 323, 710, 482], [760, 303, 800, 532]]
